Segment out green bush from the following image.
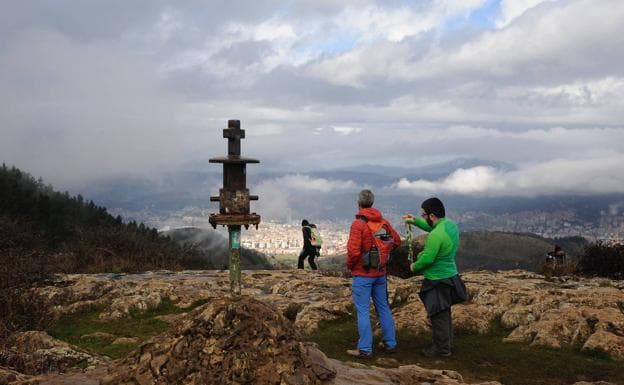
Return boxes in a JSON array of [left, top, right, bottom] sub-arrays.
[[578, 241, 624, 279]]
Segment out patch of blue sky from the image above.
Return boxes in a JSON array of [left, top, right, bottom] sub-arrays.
[[443, 0, 501, 32], [296, 33, 359, 58]]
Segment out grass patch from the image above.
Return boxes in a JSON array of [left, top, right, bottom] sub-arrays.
[[307, 316, 624, 385], [48, 298, 208, 359]]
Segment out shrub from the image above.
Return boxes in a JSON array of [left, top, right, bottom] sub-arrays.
[[577, 241, 624, 279], [541, 260, 578, 279], [0, 218, 54, 339], [387, 241, 422, 279]]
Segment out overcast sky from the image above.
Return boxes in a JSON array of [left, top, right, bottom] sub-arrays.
[[1, 0, 623, 196]]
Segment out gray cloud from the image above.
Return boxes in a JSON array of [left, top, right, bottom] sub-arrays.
[[0, 29, 195, 185], [1, 0, 623, 196]]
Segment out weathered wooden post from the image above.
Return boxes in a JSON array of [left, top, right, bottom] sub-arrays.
[[209, 119, 261, 296]]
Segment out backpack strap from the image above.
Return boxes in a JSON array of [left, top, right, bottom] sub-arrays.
[[359, 218, 384, 245], [359, 217, 374, 250], [367, 221, 384, 236]]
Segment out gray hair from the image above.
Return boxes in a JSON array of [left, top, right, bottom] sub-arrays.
[[357, 189, 374, 208]]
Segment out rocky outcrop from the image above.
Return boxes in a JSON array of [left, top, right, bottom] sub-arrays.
[[43, 271, 358, 331], [99, 292, 162, 322], [581, 331, 624, 361], [31, 269, 624, 363], [101, 297, 498, 385], [1, 297, 503, 385], [0, 365, 109, 385], [392, 271, 624, 361], [0, 367, 31, 385], [327, 360, 501, 385], [0, 331, 101, 375], [3, 269, 620, 384]]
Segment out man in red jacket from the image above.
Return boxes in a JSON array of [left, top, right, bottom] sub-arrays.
[[346, 189, 401, 358]]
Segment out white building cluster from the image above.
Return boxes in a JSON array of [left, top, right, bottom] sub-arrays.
[[241, 221, 350, 256]]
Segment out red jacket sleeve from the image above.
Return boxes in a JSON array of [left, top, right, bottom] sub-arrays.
[[347, 219, 373, 271]]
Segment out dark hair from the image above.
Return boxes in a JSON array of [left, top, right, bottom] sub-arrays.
[[421, 197, 445, 218], [301, 219, 309, 226]]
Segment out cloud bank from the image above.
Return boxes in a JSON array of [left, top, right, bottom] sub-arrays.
[[0, 0, 623, 196], [396, 155, 624, 196], [252, 174, 359, 222]]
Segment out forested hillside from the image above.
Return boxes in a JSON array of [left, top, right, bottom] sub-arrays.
[[0, 164, 211, 277]]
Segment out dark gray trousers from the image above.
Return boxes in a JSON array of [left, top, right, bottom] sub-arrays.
[[430, 307, 452, 354], [297, 248, 317, 270], [420, 275, 465, 354]]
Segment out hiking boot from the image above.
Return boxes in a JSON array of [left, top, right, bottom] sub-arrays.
[[378, 341, 397, 354], [346, 349, 373, 359], [421, 347, 451, 358]]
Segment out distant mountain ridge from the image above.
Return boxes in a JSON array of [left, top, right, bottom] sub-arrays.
[[319, 157, 514, 180], [71, 159, 624, 234]]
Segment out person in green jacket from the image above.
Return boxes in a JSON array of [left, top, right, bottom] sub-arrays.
[[403, 197, 466, 357]]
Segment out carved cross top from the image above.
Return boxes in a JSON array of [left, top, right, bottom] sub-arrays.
[[223, 120, 245, 156]]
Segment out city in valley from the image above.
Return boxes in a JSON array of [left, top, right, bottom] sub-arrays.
[[133, 206, 354, 256], [239, 221, 351, 257], [112, 204, 624, 259]]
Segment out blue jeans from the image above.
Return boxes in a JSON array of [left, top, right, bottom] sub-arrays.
[[352, 275, 397, 353]]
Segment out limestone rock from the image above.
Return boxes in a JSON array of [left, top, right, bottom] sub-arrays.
[[374, 357, 400, 367], [0, 367, 31, 385], [295, 301, 352, 333], [452, 271, 623, 360], [111, 337, 139, 345], [80, 332, 115, 341], [99, 292, 162, 321], [573, 382, 617, 385], [328, 360, 498, 385], [582, 331, 624, 361], [500, 305, 536, 329], [0, 331, 100, 375]]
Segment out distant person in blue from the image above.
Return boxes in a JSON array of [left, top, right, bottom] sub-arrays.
[[298, 219, 318, 270]]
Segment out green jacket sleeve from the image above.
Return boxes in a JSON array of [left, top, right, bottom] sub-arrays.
[[404, 216, 433, 232], [413, 217, 433, 232], [411, 231, 442, 272]]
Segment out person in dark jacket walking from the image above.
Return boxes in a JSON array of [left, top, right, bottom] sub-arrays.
[[403, 197, 467, 357], [346, 189, 401, 358], [298, 219, 317, 270]]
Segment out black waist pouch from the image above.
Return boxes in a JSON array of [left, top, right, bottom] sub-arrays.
[[362, 246, 380, 271]]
